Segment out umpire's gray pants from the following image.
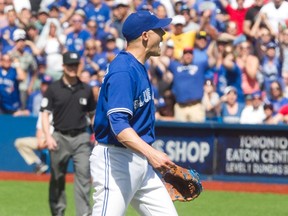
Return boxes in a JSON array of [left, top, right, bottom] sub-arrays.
[[49, 131, 92, 216]]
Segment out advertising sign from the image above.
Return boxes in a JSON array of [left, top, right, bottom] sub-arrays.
[[217, 135, 288, 177], [153, 134, 214, 174]]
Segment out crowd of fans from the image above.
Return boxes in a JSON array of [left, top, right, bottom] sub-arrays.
[[1, 0, 288, 125]]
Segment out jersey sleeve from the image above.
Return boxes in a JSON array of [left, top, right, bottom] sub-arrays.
[[40, 85, 54, 113], [106, 71, 134, 118]]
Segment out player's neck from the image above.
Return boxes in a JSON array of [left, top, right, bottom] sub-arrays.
[[62, 75, 78, 86], [126, 45, 146, 65]]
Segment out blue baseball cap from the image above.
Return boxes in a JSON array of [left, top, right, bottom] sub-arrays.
[[251, 90, 262, 99], [266, 41, 278, 49], [41, 75, 53, 84], [122, 11, 172, 42]]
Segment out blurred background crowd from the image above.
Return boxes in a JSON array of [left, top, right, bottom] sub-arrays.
[[1, 0, 288, 125]]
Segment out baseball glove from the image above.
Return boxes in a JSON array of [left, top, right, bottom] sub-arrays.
[[162, 165, 203, 202]]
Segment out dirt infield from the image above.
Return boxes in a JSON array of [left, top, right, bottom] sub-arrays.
[[1, 172, 288, 194]]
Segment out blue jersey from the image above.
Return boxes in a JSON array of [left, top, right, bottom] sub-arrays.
[[0, 25, 17, 54], [168, 60, 206, 103], [57, 0, 88, 9], [94, 51, 156, 145], [0, 67, 21, 113], [84, 2, 111, 30], [221, 102, 245, 124], [216, 63, 244, 102], [92, 52, 108, 71], [83, 55, 98, 75], [65, 30, 91, 56]]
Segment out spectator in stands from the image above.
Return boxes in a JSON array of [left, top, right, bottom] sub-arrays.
[[275, 104, 288, 124], [65, 10, 91, 56], [14, 112, 52, 174], [235, 40, 261, 96], [84, 0, 111, 31], [215, 44, 245, 102], [102, 33, 120, 62], [12, 0, 31, 13], [13, 74, 53, 117], [0, 54, 25, 114], [9, 28, 38, 109], [225, 20, 239, 38], [48, 1, 77, 25], [31, 18, 66, 80], [166, 14, 196, 60], [260, 0, 288, 34], [34, 8, 49, 33], [263, 102, 276, 124], [198, 9, 219, 41], [110, 0, 130, 43], [202, 79, 220, 122], [16, 7, 32, 29], [167, 47, 206, 122], [206, 36, 233, 74], [154, 40, 176, 96], [194, 30, 213, 71], [80, 39, 101, 77], [260, 41, 282, 93], [86, 19, 106, 42], [240, 90, 266, 124], [193, 0, 225, 32], [25, 23, 39, 44], [0, 0, 8, 29], [219, 86, 245, 124], [155, 3, 168, 19], [155, 89, 176, 121], [254, 25, 275, 61], [280, 27, 288, 74], [219, 0, 249, 35], [180, 4, 200, 32], [243, 0, 265, 39], [57, 0, 88, 11], [266, 80, 288, 114], [282, 72, 288, 98], [0, 5, 17, 54], [136, 0, 162, 12]]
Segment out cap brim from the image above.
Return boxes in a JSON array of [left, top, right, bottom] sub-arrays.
[[64, 60, 80, 65], [152, 18, 172, 30]]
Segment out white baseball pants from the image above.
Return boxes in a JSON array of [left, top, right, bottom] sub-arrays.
[[90, 143, 178, 216]]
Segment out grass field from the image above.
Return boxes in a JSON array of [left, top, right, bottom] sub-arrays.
[[0, 181, 287, 216]]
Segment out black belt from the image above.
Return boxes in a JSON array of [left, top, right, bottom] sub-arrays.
[[178, 99, 201, 107], [55, 128, 86, 137], [98, 143, 126, 149]]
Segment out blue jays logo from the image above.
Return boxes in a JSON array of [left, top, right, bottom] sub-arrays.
[[134, 88, 152, 110]]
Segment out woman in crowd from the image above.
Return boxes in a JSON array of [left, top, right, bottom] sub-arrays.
[[235, 40, 260, 96], [27, 18, 66, 81], [266, 80, 288, 114], [220, 86, 245, 123]]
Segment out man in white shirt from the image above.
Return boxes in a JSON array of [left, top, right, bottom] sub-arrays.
[[240, 91, 266, 124], [260, 0, 288, 33]]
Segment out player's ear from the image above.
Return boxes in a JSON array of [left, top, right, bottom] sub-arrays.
[[141, 31, 149, 41]]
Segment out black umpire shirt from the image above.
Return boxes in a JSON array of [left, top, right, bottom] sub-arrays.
[[40, 78, 96, 131]]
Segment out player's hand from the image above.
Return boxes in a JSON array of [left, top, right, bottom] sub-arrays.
[[146, 147, 176, 175], [46, 136, 58, 151]]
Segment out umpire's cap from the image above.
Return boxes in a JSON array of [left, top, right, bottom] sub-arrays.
[[63, 51, 80, 65], [122, 11, 172, 42]]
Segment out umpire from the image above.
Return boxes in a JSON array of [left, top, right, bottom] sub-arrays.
[[41, 51, 96, 216]]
